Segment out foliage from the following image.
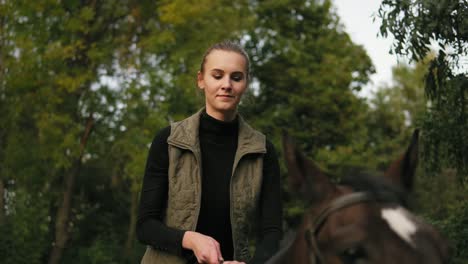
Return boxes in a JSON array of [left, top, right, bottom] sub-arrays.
[[437, 201, 468, 264], [0, 0, 164, 262], [378, 0, 468, 177], [242, 0, 374, 154], [417, 169, 468, 264], [422, 75, 468, 178], [313, 59, 427, 179], [378, 0, 467, 61], [0, 189, 50, 264]]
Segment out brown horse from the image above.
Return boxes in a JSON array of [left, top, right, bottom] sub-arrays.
[[267, 131, 449, 264]]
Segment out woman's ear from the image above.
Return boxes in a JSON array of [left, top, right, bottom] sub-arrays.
[[197, 71, 204, 90]]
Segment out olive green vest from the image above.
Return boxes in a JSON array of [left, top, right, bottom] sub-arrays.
[[141, 109, 266, 264]]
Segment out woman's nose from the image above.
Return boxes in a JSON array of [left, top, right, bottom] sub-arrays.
[[221, 77, 232, 90]]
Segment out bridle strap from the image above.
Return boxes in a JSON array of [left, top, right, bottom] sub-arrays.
[[306, 192, 373, 264]]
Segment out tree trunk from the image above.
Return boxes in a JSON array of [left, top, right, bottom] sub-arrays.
[[124, 190, 139, 256], [48, 166, 78, 264], [48, 114, 94, 264], [0, 180, 5, 226]]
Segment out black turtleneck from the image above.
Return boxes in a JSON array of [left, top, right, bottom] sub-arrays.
[[136, 112, 282, 263], [197, 111, 238, 260]]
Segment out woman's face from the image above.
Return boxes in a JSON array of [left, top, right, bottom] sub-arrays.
[[198, 50, 248, 121]]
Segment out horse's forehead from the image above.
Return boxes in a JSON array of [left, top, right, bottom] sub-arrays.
[[380, 206, 419, 247]]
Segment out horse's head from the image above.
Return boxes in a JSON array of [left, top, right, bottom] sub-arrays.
[[281, 131, 449, 264]]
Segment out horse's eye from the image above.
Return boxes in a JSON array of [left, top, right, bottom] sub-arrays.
[[339, 246, 367, 264]]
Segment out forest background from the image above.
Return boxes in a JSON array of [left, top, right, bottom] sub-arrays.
[[0, 0, 466, 263]]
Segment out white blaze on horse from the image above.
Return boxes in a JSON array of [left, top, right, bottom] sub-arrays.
[[267, 130, 449, 264]]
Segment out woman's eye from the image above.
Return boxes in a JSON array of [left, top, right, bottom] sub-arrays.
[[213, 75, 222, 80], [231, 74, 244, 82]]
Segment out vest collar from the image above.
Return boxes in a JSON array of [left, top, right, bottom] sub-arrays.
[[168, 108, 266, 155]]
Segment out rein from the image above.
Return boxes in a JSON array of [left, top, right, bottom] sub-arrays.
[[305, 192, 373, 264]]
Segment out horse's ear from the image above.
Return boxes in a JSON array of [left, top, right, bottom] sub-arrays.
[[384, 129, 419, 192], [282, 131, 335, 202]]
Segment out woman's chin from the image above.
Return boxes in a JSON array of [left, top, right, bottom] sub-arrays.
[[212, 102, 237, 112]]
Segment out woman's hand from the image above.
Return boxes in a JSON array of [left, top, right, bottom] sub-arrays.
[[182, 231, 224, 264]]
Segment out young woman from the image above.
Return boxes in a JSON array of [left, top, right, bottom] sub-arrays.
[[137, 41, 282, 264]]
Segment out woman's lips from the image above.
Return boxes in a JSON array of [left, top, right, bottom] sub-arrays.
[[217, 95, 234, 98]]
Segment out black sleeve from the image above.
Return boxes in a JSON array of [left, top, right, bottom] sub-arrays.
[[249, 139, 283, 264], [136, 126, 188, 256]]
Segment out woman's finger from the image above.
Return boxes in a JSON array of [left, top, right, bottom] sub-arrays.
[[214, 240, 223, 263]]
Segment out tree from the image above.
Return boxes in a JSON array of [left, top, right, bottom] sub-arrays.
[[0, 1, 161, 262], [243, 0, 374, 154], [311, 58, 428, 182], [378, 0, 468, 177]]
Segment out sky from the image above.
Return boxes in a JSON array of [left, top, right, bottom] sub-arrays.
[[333, 0, 401, 94]]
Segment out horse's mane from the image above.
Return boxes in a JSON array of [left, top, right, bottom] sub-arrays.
[[338, 169, 410, 208]]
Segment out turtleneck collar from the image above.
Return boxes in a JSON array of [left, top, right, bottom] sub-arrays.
[[200, 110, 239, 136]]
